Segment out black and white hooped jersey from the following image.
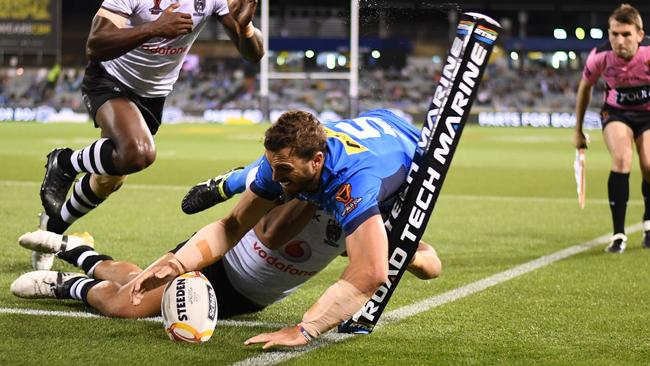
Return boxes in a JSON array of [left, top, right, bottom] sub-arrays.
[[99, 0, 229, 97]]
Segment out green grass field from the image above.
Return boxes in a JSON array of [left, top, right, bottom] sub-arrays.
[[1, 122, 649, 365]]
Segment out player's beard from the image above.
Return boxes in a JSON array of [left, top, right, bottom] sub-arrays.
[[614, 45, 637, 60], [281, 172, 319, 196]]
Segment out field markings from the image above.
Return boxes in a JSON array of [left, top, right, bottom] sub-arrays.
[[0, 179, 643, 205], [232, 223, 643, 366], [0, 307, 283, 329]]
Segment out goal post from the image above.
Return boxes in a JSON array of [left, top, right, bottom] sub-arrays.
[[259, 0, 360, 121]]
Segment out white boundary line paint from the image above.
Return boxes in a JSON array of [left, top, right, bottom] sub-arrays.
[[0, 307, 283, 329], [232, 223, 643, 366], [0, 180, 643, 205]]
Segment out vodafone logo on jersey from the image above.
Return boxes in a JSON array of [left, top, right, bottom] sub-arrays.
[[252, 241, 316, 277], [140, 44, 188, 55], [280, 240, 312, 263]]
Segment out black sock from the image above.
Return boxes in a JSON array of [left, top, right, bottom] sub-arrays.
[[642, 180, 650, 222], [45, 214, 71, 234], [57, 245, 113, 276], [608, 171, 630, 234], [56, 276, 102, 305]]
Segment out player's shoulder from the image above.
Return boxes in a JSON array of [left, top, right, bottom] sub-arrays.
[[594, 40, 612, 54], [207, 0, 229, 13]]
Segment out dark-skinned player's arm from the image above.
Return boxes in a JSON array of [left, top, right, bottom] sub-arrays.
[[87, 4, 193, 62], [218, 0, 264, 62]]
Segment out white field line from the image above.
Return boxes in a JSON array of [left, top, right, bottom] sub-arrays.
[[0, 307, 283, 328], [232, 223, 643, 366], [0, 179, 642, 205]]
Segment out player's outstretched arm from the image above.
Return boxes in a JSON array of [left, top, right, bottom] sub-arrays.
[[245, 215, 388, 349], [574, 79, 593, 149], [87, 4, 194, 62], [407, 241, 442, 280], [218, 0, 264, 62], [131, 189, 275, 305]]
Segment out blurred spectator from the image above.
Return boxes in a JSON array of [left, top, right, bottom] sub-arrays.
[[0, 61, 605, 116]]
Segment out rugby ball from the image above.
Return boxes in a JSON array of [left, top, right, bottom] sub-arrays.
[[161, 271, 218, 343]]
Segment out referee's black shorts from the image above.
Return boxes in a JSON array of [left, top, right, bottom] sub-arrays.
[[601, 104, 650, 138], [169, 239, 265, 319], [80, 62, 165, 135]]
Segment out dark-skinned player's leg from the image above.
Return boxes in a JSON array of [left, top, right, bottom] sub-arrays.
[[42, 98, 156, 234]]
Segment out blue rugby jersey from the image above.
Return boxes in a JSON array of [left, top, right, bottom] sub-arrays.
[[251, 109, 419, 235]]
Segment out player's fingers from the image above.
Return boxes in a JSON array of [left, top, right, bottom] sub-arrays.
[[130, 283, 142, 305], [244, 333, 268, 345], [165, 3, 180, 12], [262, 340, 277, 350], [154, 267, 170, 279]]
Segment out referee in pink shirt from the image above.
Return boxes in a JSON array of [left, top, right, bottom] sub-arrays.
[[575, 4, 650, 253]]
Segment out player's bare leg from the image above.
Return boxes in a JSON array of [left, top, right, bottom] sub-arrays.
[[95, 98, 156, 175], [12, 253, 173, 319], [86, 253, 175, 318], [41, 98, 154, 235], [86, 278, 165, 318], [90, 260, 143, 285], [90, 174, 128, 200], [603, 121, 634, 253], [635, 129, 650, 248], [407, 241, 442, 280]]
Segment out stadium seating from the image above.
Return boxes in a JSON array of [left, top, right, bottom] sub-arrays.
[[0, 61, 606, 118]]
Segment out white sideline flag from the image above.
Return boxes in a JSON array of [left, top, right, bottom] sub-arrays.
[[574, 148, 586, 209]]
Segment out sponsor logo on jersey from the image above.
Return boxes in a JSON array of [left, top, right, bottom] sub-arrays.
[[194, 0, 206, 16], [252, 241, 316, 276], [335, 183, 363, 216], [140, 44, 188, 55], [149, 0, 163, 15], [280, 240, 312, 262], [615, 85, 650, 106]]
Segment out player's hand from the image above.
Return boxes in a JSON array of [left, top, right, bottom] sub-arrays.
[[151, 3, 193, 38], [244, 325, 308, 349], [573, 130, 588, 149], [130, 262, 180, 305], [228, 0, 258, 27]]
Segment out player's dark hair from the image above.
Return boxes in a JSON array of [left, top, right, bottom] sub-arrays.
[[264, 110, 327, 160], [609, 3, 644, 30]]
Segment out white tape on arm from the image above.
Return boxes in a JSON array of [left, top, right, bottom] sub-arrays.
[[173, 221, 231, 271], [300, 279, 369, 337], [96, 8, 128, 29]]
